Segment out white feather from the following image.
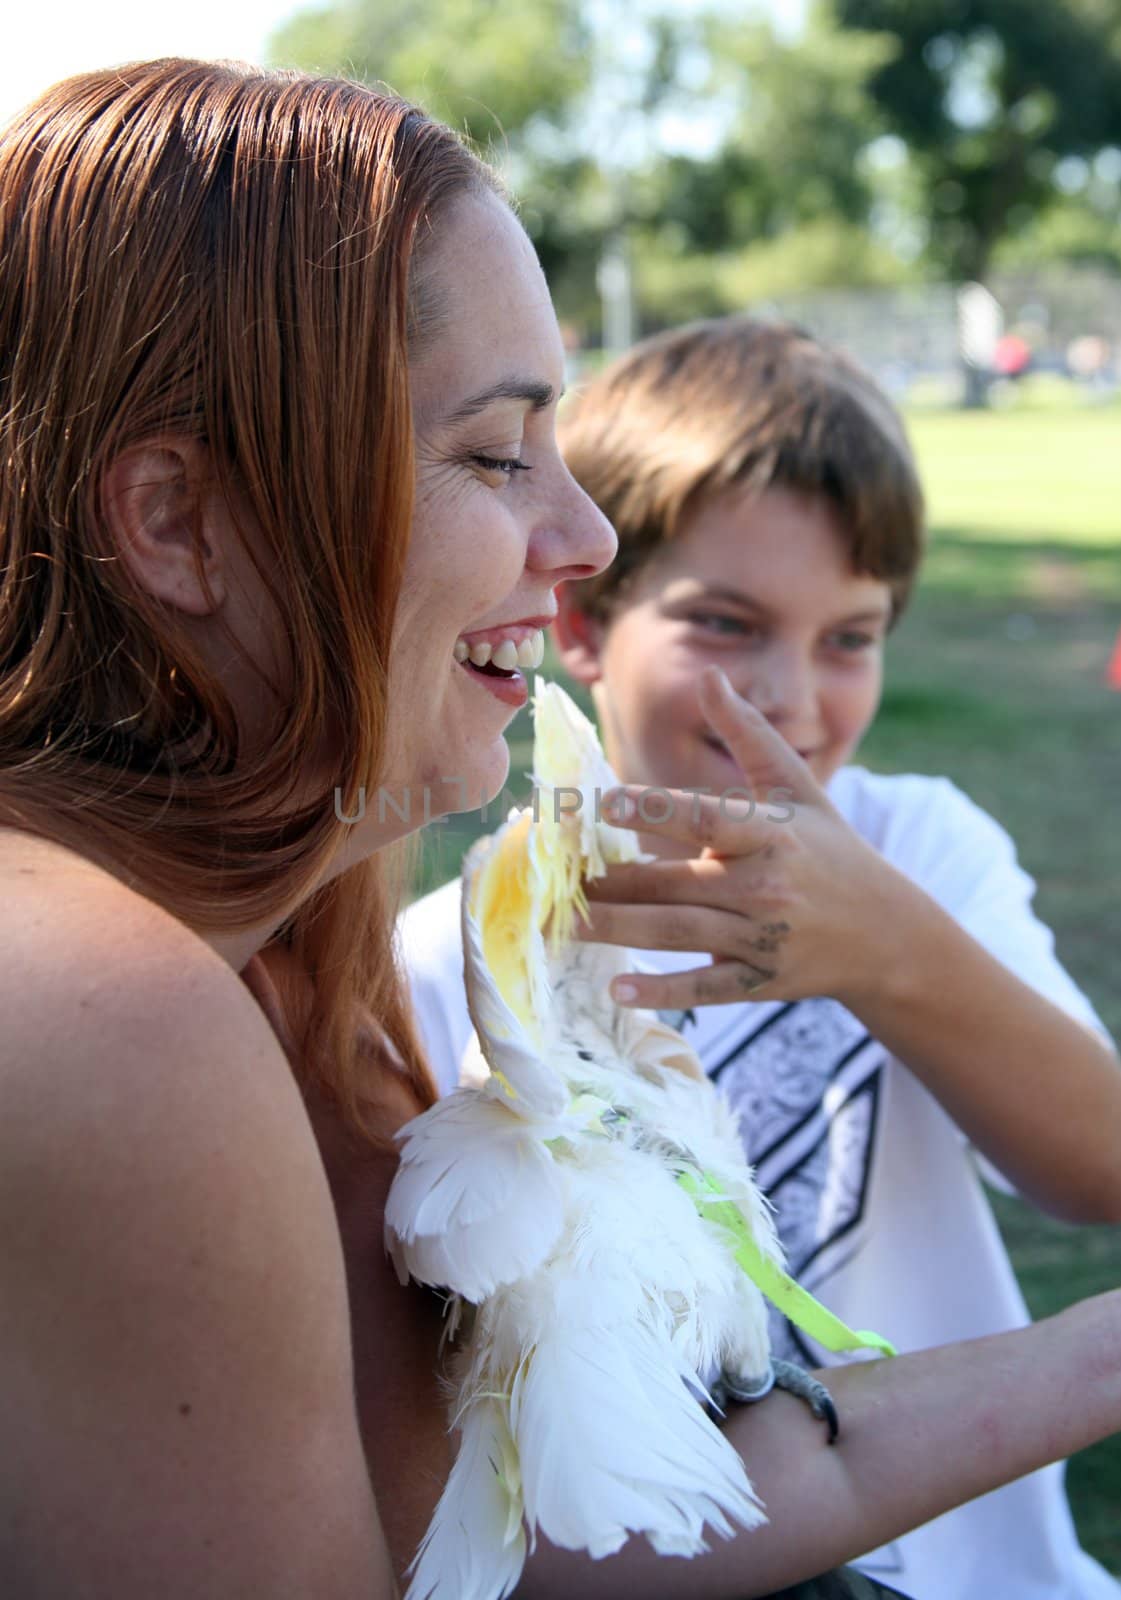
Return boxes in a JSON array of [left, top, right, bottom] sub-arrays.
[[390, 682, 803, 1600], [461, 830, 566, 1117], [405, 1397, 526, 1600], [385, 1091, 568, 1300], [512, 1318, 765, 1559]]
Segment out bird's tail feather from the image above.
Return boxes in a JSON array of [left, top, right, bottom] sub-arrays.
[[511, 1318, 767, 1562], [404, 1397, 526, 1600]]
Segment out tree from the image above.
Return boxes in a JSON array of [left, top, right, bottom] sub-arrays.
[[833, 0, 1121, 284], [698, 8, 892, 243], [615, 7, 907, 327], [266, 0, 706, 337], [267, 0, 593, 156]]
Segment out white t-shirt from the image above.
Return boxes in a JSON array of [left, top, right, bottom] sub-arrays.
[[398, 766, 1119, 1600]]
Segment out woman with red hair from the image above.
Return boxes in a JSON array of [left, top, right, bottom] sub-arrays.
[[0, 57, 614, 1593]]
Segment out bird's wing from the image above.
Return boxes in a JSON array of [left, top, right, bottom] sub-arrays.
[[385, 1091, 566, 1300]]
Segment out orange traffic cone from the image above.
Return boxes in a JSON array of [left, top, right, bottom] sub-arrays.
[[1108, 627, 1121, 690]]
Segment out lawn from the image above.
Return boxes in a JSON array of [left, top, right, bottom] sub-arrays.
[[910, 397, 1121, 550], [888, 394, 1121, 1572], [410, 390, 1121, 1569]]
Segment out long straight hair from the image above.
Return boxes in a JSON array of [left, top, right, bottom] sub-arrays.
[[0, 59, 498, 1136]]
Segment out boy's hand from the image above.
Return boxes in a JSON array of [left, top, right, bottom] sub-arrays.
[[578, 666, 906, 1009]]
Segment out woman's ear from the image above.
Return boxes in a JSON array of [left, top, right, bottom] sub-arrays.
[[552, 583, 606, 686], [100, 439, 226, 615]]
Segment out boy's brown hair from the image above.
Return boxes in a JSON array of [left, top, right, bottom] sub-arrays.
[[558, 316, 925, 622]]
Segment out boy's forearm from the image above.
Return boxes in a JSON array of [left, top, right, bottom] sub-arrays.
[[517, 1291, 1121, 1600], [841, 872, 1121, 1222]]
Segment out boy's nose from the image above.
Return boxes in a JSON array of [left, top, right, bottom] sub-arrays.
[[740, 650, 818, 730]]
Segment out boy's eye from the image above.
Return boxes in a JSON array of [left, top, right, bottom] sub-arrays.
[[688, 612, 757, 637], [828, 630, 876, 653]]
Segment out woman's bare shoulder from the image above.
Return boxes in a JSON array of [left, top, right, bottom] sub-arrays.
[[0, 829, 398, 1595], [0, 827, 303, 1180], [0, 827, 259, 1051]]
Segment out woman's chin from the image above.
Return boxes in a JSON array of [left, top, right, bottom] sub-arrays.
[[464, 743, 513, 816], [417, 741, 512, 823]]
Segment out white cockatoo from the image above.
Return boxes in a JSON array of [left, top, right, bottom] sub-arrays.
[[386, 681, 894, 1600]]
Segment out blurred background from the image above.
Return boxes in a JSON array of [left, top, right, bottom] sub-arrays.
[[5, 0, 1119, 1567]]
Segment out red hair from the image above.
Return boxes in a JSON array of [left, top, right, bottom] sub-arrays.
[[0, 59, 500, 1137]]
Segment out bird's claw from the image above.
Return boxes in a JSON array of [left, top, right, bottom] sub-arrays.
[[712, 1358, 839, 1444], [768, 1357, 840, 1444]]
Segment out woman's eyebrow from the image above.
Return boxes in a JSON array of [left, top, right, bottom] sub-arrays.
[[444, 377, 558, 424]]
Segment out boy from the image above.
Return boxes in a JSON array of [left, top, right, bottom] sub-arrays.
[[400, 318, 1121, 1600]]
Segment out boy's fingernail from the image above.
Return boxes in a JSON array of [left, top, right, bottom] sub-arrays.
[[612, 979, 639, 1003]]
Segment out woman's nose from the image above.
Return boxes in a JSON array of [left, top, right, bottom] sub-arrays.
[[529, 476, 617, 584]]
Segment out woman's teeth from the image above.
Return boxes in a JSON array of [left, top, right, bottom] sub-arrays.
[[453, 630, 545, 672]]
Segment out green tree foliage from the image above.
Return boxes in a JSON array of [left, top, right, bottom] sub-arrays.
[[265, 0, 695, 328], [833, 0, 1121, 281], [701, 9, 891, 239], [634, 217, 915, 327], [624, 7, 908, 326], [268, 0, 592, 154], [266, 0, 1121, 333], [994, 187, 1121, 276], [621, 9, 891, 260]]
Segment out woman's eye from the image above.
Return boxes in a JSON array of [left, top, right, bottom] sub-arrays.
[[471, 452, 532, 477]]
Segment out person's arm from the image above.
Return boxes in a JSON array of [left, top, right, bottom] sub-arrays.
[[517, 1289, 1121, 1599], [0, 891, 396, 1598], [580, 667, 1121, 1224], [824, 864, 1121, 1223]]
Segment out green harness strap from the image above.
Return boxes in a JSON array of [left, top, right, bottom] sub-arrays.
[[678, 1169, 897, 1360]]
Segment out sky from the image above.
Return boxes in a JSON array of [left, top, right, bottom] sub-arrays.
[[0, 0, 308, 126], [0, 0, 808, 129]]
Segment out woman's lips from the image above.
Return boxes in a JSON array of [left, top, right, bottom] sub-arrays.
[[458, 656, 530, 709]]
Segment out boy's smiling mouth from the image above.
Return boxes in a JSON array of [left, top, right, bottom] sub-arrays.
[[701, 731, 746, 777], [702, 730, 818, 770]]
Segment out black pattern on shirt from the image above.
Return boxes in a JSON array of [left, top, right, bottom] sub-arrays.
[[696, 998, 889, 1366]]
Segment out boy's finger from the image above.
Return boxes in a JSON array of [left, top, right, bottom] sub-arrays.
[[699, 666, 822, 804], [586, 857, 731, 903], [600, 785, 781, 853], [610, 957, 774, 1009], [587, 856, 785, 910], [576, 900, 757, 957]]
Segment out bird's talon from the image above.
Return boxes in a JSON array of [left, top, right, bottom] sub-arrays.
[[770, 1357, 840, 1444]]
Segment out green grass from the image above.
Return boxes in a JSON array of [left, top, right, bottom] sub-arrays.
[[863, 488, 1121, 1571], [907, 398, 1121, 546], [409, 399, 1121, 1570]]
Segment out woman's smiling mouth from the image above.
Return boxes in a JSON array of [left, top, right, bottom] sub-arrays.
[[453, 624, 547, 708]]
